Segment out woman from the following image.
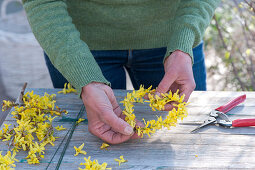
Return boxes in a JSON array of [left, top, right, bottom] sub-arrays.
[[23, 0, 220, 144]]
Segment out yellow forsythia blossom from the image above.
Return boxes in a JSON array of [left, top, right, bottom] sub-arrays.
[[2, 100, 16, 112], [76, 118, 85, 125], [74, 143, 87, 156], [121, 85, 188, 138], [79, 156, 111, 170], [100, 143, 110, 150], [114, 155, 127, 166], [120, 85, 152, 128], [0, 151, 18, 170], [58, 83, 77, 94], [55, 125, 66, 131], [26, 142, 46, 164]]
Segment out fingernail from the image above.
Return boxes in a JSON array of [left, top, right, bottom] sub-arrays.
[[124, 126, 134, 135], [136, 122, 145, 128]]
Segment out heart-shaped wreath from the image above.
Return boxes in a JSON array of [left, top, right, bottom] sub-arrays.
[[120, 85, 188, 137]]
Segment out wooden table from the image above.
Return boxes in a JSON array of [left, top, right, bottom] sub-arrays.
[[1, 89, 255, 169]]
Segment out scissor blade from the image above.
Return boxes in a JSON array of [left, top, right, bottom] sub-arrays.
[[190, 117, 216, 133], [179, 122, 202, 125]]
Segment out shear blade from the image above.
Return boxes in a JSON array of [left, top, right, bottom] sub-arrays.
[[190, 117, 216, 133]]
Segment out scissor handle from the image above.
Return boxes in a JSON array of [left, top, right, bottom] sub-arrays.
[[215, 94, 246, 113], [232, 119, 255, 127]]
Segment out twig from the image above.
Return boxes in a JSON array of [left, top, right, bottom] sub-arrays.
[[17, 82, 27, 106], [8, 135, 14, 150], [233, 0, 255, 89], [8, 129, 15, 150], [213, 15, 246, 90], [243, 0, 255, 15], [39, 126, 53, 144]]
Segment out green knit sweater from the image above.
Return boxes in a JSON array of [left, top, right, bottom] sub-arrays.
[[22, 0, 220, 95]]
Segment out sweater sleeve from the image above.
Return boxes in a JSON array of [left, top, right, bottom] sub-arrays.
[[164, 0, 221, 63], [22, 0, 110, 96]]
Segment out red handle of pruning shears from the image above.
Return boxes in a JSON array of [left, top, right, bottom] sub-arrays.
[[232, 119, 255, 127], [215, 94, 246, 113]]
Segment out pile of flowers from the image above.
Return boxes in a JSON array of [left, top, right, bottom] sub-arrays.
[[1, 91, 68, 168]]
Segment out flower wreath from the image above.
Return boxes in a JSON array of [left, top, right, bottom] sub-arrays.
[[120, 85, 188, 137]]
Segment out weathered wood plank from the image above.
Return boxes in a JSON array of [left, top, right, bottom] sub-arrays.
[[58, 138, 255, 169]]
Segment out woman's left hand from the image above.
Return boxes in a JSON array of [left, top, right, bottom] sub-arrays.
[[156, 50, 196, 110]]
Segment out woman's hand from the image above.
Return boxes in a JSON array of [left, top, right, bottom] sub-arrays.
[[156, 50, 196, 110], [81, 82, 142, 144]]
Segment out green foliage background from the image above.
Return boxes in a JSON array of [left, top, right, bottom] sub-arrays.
[[204, 0, 255, 91]]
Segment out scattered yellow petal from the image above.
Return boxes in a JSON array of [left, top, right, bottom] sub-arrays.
[[79, 156, 111, 170], [58, 83, 77, 94], [74, 143, 87, 156], [76, 118, 85, 124], [100, 143, 110, 150], [55, 125, 66, 131], [114, 155, 127, 166]]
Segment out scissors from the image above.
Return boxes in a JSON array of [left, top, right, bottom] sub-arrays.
[[191, 94, 255, 133]]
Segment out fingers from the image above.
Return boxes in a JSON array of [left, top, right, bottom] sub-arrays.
[[103, 86, 123, 117], [130, 133, 141, 139], [90, 116, 143, 144], [163, 81, 195, 110], [143, 93, 149, 100], [135, 119, 144, 128], [157, 71, 195, 104], [156, 71, 177, 95], [101, 109, 134, 136], [83, 83, 139, 144], [163, 104, 174, 111], [158, 50, 195, 102], [180, 84, 195, 102], [131, 119, 145, 139], [91, 124, 133, 144], [97, 118, 144, 143], [156, 71, 177, 111], [102, 87, 134, 135]]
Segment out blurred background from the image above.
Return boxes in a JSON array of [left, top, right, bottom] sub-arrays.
[[0, 0, 52, 101], [0, 0, 254, 115]]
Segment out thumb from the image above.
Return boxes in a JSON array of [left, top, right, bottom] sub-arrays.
[[101, 86, 134, 136], [102, 111, 134, 136], [156, 72, 177, 95]]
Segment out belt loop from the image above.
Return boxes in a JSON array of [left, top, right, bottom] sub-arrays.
[[127, 49, 133, 68], [128, 49, 131, 57]]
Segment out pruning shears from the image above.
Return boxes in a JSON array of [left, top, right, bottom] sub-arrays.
[[191, 94, 255, 133]]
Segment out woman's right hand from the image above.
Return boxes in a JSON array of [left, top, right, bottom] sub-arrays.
[[81, 82, 142, 144]]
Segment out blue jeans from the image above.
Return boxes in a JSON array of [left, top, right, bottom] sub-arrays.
[[44, 42, 206, 90]]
